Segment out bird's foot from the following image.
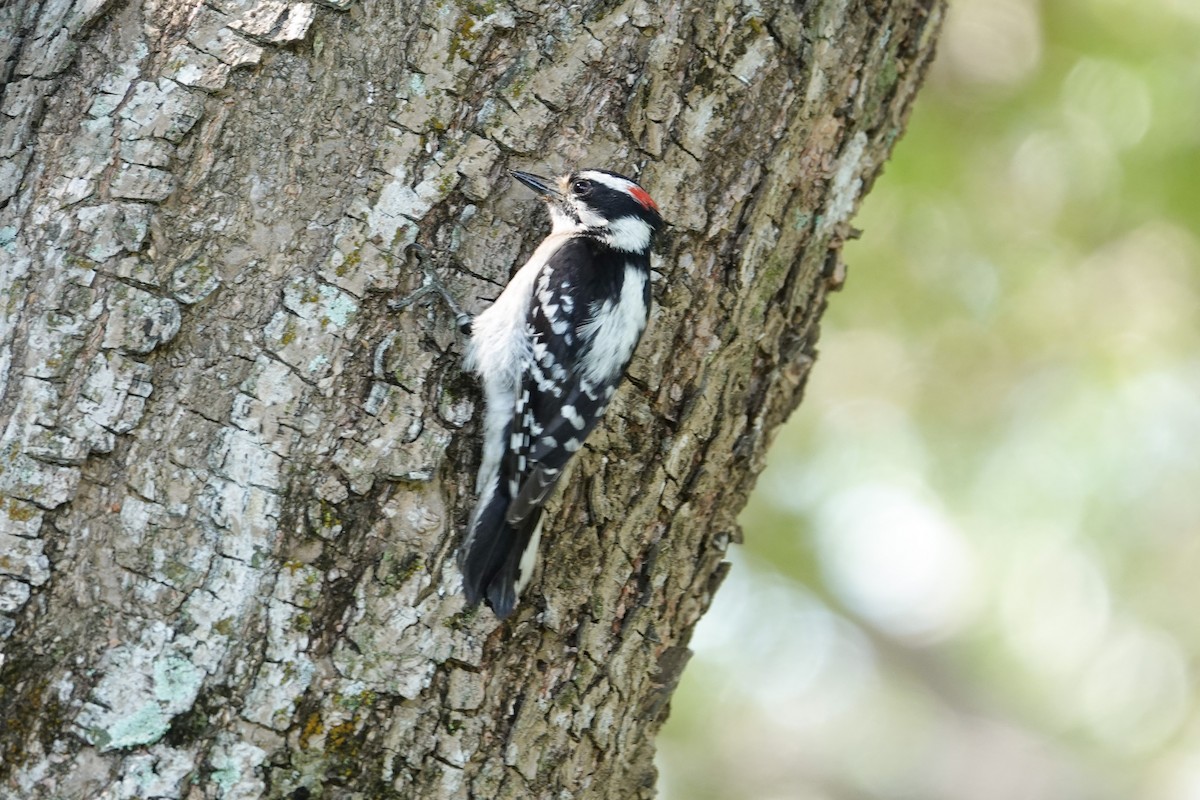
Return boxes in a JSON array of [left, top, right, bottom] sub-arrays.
[[388, 243, 473, 335]]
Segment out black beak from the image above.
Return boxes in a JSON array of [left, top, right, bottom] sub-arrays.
[[510, 170, 556, 198]]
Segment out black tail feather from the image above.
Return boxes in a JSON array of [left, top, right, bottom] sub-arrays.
[[459, 488, 541, 618]]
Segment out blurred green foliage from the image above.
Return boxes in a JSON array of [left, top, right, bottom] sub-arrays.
[[660, 1, 1200, 798]]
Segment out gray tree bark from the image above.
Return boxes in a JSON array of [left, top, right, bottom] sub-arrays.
[[0, 0, 943, 796]]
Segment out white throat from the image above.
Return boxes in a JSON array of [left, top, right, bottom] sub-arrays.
[[549, 204, 587, 235]]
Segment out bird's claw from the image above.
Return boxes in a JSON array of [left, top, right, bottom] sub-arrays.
[[388, 244, 473, 335]]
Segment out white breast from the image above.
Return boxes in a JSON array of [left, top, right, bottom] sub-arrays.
[[577, 265, 648, 386]]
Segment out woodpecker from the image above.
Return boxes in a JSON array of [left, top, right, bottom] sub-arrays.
[[459, 168, 663, 618]]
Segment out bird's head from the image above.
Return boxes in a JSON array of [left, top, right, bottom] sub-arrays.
[[511, 168, 663, 253]]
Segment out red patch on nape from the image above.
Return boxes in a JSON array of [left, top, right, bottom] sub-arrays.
[[628, 185, 658, 212]]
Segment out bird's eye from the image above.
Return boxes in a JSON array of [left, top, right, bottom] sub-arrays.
[[571, 179, 592, 195]]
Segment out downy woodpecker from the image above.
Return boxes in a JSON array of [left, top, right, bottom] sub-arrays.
[[460, 169, 663, 618]]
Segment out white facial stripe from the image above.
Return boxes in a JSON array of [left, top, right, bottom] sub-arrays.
[[579, 170, 637, 196], [551, 191, 610, 233], [604, 216, 652, 252], [573, 201, 608, 229]]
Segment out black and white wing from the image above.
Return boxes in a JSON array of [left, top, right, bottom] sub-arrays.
[[509, 239, 650, 525]]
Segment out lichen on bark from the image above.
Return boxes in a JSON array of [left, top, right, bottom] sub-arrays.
[[0, 0, 944, 796]]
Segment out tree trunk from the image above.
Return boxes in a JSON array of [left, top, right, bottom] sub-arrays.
[[0, 0, 943, 796]]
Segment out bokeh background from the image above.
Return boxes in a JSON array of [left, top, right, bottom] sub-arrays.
[[658, 0, 1200, 797]]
